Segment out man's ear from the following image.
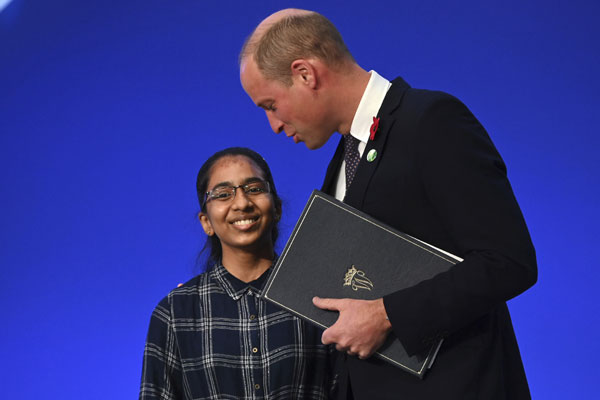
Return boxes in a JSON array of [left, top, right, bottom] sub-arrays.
[[198, 212, 214, 236], [290, 59, 318, 89]]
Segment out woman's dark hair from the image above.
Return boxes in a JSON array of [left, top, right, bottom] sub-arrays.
[[196, 147, 282, 270]]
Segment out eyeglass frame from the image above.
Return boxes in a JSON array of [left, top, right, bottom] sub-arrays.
[[203, 179, 271, 207]]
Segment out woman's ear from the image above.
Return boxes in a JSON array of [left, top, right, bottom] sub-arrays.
[[274, 201, 282, 222], [198, 212, 214, 236]]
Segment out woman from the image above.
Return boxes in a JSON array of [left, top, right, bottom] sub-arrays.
[[139, 147, 333, 399]]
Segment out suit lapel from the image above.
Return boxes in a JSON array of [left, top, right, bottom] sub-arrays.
[[321, 136, 344, 195], [344, 77, 411, 209]]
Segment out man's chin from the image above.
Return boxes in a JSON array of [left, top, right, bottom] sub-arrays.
[[303, 136, 333, 150], [304, 141, 325, 150]]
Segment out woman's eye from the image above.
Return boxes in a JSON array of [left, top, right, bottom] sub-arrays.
[[213, 191, 232, 199]]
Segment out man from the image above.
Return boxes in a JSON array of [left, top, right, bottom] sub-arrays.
[[240, 9, 537, 400]]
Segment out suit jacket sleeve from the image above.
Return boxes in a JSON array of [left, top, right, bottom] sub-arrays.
[[382, 95, 537, 356]]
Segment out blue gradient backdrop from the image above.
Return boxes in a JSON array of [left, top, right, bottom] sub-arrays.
[[1, 0, 598, 398]]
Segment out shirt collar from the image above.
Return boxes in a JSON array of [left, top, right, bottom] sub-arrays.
[[211, 262, 272, 300], [349, 70, 392, 143]]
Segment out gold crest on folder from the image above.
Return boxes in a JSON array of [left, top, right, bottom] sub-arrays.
[[343, 265, 374, 291]]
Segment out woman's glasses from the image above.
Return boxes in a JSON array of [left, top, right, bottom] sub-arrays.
[[204, 180, 270, 206]]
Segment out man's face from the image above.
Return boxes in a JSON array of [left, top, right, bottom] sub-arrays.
[[240, 57, 335, 150]]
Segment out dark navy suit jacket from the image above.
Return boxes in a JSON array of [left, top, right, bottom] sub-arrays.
[[322, 77, 537, 400]]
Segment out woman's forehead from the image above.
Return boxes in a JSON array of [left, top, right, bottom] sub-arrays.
[[208, 155, 265, 184]]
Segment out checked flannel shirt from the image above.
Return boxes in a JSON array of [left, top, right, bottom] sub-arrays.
[[140, 263, 334, 399]]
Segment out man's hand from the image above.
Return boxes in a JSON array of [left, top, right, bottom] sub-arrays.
[[312, 296, 392, 359]]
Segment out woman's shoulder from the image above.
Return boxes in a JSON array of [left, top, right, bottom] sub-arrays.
[[167, 267, 226, 299], [168, 271, 213, 296], [175, 272, 208, 290], [152, 271, 216, 318]]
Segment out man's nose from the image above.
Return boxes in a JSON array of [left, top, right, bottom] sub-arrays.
[[266, 113, 284, 134]]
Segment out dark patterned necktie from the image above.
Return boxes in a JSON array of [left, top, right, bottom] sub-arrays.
[[343, 134, 361, 190]]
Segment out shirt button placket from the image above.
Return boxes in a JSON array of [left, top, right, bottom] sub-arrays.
[[248, 290, 263, 396]]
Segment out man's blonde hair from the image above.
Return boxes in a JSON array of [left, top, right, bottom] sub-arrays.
[[240, 12, 354, 86]]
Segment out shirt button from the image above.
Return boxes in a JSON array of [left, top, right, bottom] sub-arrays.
[[254, 384, 260, 390], [252, 347, 258, 353], [250, 314, 256, 320]]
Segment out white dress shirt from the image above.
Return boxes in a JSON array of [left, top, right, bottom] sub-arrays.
[[334, 70, 392, 200]]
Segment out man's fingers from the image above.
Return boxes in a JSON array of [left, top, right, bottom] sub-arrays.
[[312, 296, 343, 311], [357, 349, 374, 359], [321, 326, 335, 345]]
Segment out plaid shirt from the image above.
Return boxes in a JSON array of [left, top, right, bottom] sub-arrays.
[[140, 263, 333, 399]]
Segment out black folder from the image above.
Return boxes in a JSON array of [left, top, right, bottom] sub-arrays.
[[261, 190, 463, 378]]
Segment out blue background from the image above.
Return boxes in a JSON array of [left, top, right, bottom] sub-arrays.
[[1, 0, 598, 398]]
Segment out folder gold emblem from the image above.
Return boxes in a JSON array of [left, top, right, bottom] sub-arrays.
[[343, 265, 374, 291]]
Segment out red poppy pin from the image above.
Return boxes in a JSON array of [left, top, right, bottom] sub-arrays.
[[369, 116, 380, 141]]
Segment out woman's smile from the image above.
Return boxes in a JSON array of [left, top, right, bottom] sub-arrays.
[[230, 215, 260, 230]]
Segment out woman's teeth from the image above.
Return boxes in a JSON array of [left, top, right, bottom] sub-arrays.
[[233, 218, 256, 226]]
